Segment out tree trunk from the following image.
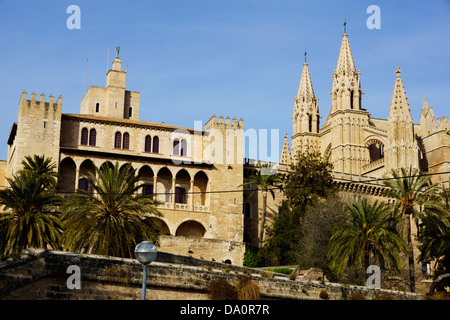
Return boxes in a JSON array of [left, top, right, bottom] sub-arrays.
[[259, 191, 268, 247], [405, 213, 416, 293]]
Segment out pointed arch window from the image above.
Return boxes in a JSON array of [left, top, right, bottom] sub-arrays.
[[123, 132, 130, 150], [145, 135, 152, 153], [152, 136, 159, 153], [89, 129, 96, 146], [114, 132, 122, 149], [81, 128, 88, 145]]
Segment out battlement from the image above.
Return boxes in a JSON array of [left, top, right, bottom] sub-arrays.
[[204, 114, 244, 130], [19, 90, 62, 111]]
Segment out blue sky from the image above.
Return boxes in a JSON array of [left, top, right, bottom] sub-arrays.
[[1, 0, 450, 161]]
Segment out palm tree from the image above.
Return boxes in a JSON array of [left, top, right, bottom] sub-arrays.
[[21, 155, 59, 190], [328, 198, 406, 278], [382, 167, 437, 293], [61, 162, 163, 258], [418, 188, 450, 284], [240, 163, 283, 247], [0, 171, 62, 256]]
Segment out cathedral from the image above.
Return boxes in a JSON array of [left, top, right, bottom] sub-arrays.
[[281, 31, 450, 187], [1, 29, 449, 266]]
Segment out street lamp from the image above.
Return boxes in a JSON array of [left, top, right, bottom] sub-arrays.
[[134, 241, 157, 300]]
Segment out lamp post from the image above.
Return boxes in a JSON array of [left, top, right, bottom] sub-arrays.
[[134, 241, 157, 300]]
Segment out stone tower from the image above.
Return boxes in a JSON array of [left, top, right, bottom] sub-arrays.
[[79, 56, 140, 121], [291, 56, 320, 158], [385, 67, 419, 172], [6, 91, 62, 179], [322, 31, 370, 175]]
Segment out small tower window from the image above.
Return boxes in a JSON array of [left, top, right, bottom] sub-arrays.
[[89, 129, 96, 146], [95, 103, 100, 113], [123, 132, 130, 150], [114, 132, 122, 149], [152, 136, 159, 153], [144, 135, 152, 153], [81, 128, 88, 145], [128, 107, 133, 118]]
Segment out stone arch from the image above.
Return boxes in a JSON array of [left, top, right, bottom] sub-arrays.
[[79, 159, 96, 192], [58, 157, 76, 193], [99, 161, 114, 172], [149, 217, 171, 236], [175, 169, 191, 204], [365, 138, 385, 162], [175, 220, 206, 238], [156, 167, 173, 203], [193, 171, 208, 206], [139, 165, 155, 195]]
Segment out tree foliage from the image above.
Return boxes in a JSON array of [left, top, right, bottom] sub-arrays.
[[61, 162, 162, 258], [0, 157, 62, 256], [328, 199, 407, 277], [256, 151, 335, 266]]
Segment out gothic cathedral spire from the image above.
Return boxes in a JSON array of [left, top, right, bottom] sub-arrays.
[[385, 67, 419, 172], [330, 31, 362, 113], [293, 58, 320, 135], [291, 54, 321, 159]]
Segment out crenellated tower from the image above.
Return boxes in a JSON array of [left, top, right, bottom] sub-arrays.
[[6, 91, 63, 180], [385, 67, 419, 172]]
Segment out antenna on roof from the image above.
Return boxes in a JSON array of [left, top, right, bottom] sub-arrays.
[[85, 58, 88, 93], [106, 43, 110, 72]]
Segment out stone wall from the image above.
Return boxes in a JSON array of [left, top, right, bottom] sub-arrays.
[[0, 250, 423, 300]]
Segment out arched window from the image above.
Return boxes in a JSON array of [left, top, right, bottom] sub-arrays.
[[175, 187, 187, 204], [144, 135, 152, 153], [173, 139, 180, 156], [180, 139, 187, 156], [122, 132, 130, 150], [114, 132, 122, 149], [78, 178, 93, 193], [152, 136, 159, 153], [81, 128, 88, 145], [95, 103, 100, 113], [89, 129, 96, 146], [128, 107, 132, 118]]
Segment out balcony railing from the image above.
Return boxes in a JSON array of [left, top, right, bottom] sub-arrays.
[[157, 202, 209, 212]]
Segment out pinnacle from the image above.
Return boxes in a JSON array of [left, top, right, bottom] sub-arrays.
[[335, 32, 356, 75], [389, 67, 412, 122], [297, 61, 315, 99]]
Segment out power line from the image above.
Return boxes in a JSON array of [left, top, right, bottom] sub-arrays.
[[1, 170, 449, 197]]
